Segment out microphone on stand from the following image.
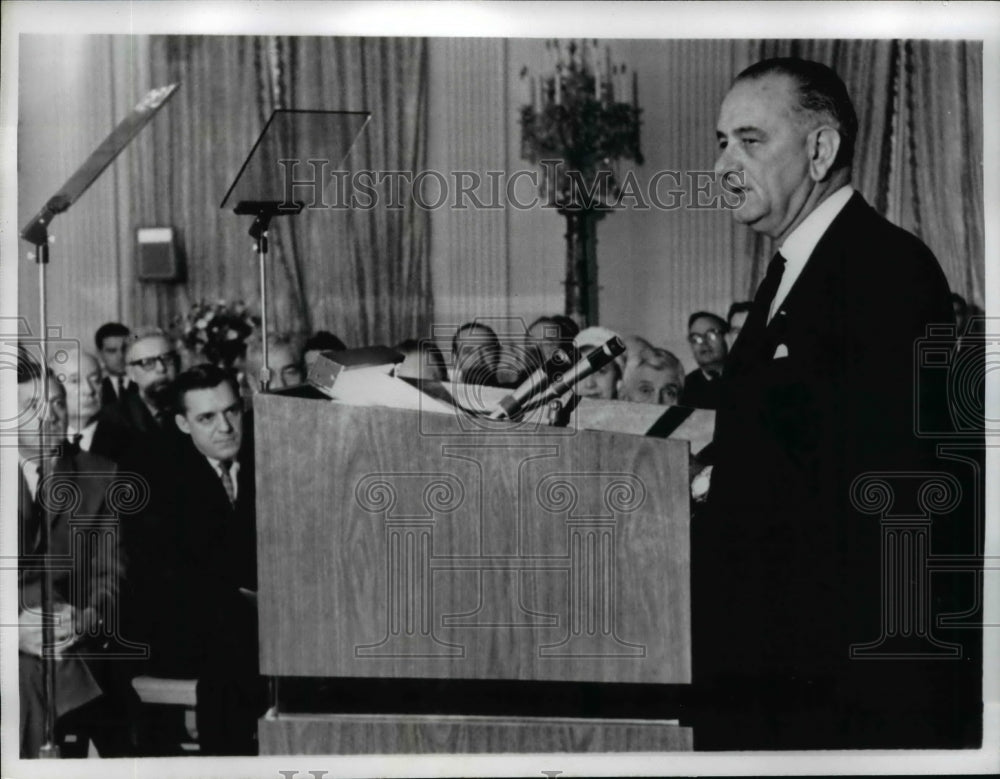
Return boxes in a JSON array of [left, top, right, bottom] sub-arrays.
[[489, 347, 574, 420], [533, 336, 626, 406]]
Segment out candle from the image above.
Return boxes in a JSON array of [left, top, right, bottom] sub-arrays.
[[555, 69, 562, 106], [632, 71, 638, 108], [605, 46, 612, 97]]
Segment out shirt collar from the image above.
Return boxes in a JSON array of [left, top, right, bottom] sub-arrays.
[[205, 454, 239, 472], [778, 184, 854, 266]]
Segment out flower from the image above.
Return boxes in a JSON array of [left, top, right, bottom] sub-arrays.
[[172, 300, 259, 369]]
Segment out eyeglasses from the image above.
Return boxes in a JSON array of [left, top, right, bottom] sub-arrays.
[[687, 329, 724, 346], [128, 351, 179, 371]]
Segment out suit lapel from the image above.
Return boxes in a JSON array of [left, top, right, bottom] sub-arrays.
[[734, 193, 866, 371], [774, 193, 865, 322], [19, 465, 41, 558], [185, 445, 233, 520]]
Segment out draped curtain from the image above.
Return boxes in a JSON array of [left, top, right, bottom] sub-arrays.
[[737, 40, 983, 309], [126, 36, 430, 346]]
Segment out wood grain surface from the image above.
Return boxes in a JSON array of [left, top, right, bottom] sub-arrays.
[[258, 712, 693, 754], [255, 394, 690, 684]]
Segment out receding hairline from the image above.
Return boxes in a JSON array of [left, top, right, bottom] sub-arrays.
[[176, 375, 240, 415], [727, 71, 824, 130], [124, 329, 171, 359]]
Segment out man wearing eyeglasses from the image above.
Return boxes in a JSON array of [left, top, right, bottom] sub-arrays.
[[91, 328, 180, 462], [679, 312, 729, 410]]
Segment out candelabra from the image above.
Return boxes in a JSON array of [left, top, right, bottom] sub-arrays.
[[520, 40, 643, 327]]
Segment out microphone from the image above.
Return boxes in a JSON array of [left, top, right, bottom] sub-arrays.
[[489, 347, 573, 420], [534, 336, 626, 405]]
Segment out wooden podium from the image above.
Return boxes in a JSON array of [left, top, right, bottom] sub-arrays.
[[254, 392, 693, 754]]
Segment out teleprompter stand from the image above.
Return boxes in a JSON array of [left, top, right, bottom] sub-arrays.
[[221, 110, 370, 392], [18, 82, 178, 758]]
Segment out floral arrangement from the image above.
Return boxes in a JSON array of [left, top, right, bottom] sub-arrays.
[[175, 299, 259, 369]]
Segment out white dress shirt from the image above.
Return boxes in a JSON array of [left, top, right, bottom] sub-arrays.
[[770, 185, 854, 322], [67, 420, 98, 452], [107, 374, 131, 398], [20, 457, 41, 499]]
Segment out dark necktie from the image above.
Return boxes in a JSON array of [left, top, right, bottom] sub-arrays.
[[61, 434, 82, 457], [728, 252, 788, 372], [756, 251, 788, 319], [218, 460, 236, 506]]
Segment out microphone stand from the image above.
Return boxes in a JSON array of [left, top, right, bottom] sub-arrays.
[[234, 201, 303, 393], [22, 212, 60, 759]]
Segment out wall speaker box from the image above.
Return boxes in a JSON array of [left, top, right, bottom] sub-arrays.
[[137, 226, 183, 282]]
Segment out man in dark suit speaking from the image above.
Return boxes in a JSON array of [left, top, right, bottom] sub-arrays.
[[693, 58, 978, 749]]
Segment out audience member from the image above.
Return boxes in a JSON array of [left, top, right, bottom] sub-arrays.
[[122, 365, 264, 755], [452, 321, 502, 386], [573, 327, 625, 401], [395, 339, 448, 382], [680, 311, 729, 409], [303, 330, 347, 370], [94, 322, 132, 406], [243, 334, 305, 396], [619, 344, 685, 406], [17, 350, 133, 757], [725, 301, 752, 349], [524, 314, 580, 371], [91, 328, 181, 461], [49, 346, 102, 452]]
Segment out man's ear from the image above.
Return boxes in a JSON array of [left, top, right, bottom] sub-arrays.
[[175, 413, 191, 435], [808, 125, 842, 181]]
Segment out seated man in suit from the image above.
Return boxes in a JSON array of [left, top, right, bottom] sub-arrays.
[[50, 346, 103, 453], [91, 328, 179, 461], [524, 315, 580, 373], [679, 311, 729, 409], [242, 333, 304, 398], [123, 364, 264, 755], [451, 321, 503, 387], [94, 322, 132, 406], [17, 349, 133, 757]]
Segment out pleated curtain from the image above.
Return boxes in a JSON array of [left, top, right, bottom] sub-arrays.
[[127, 36, 431, 347]]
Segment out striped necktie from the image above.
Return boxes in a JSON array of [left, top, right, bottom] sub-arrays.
[[218, 460, 236, 505]]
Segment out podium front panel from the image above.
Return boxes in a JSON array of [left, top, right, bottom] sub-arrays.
[[255, 394, 690, 684]]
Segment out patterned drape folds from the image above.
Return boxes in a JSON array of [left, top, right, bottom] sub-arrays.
[[737, 40, 983, 309], [128, 36, 431, 346]]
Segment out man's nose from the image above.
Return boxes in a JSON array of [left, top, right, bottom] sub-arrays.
[[714, 149, 732, 178]]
